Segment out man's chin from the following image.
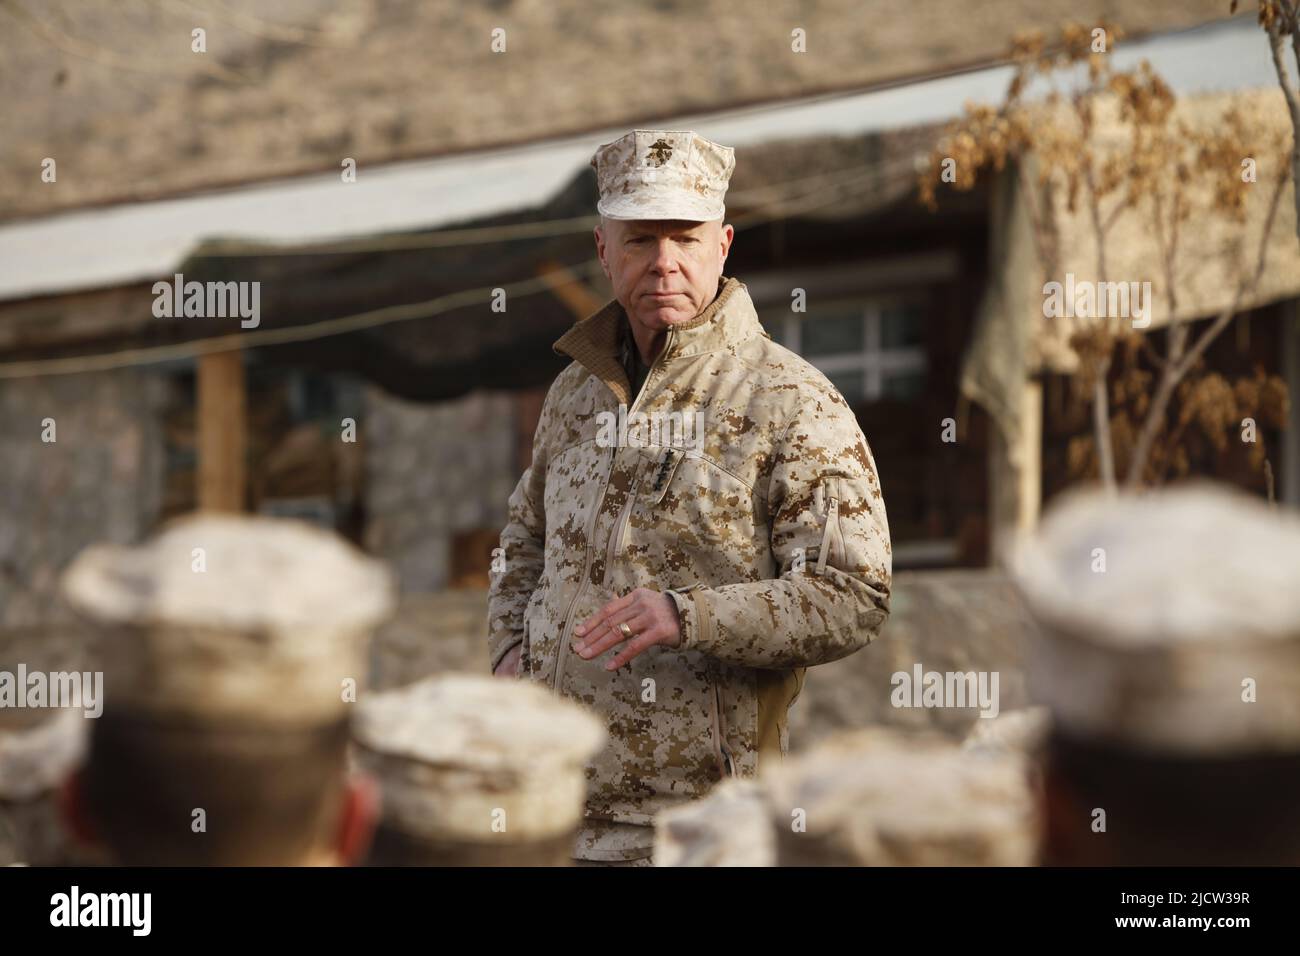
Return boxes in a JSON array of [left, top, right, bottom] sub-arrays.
[[634, 303, 696, 328]]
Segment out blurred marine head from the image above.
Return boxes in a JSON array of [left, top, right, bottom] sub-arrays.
[[59, 514, 395, 866], [1013, 483, 1300, 865], [353, 673, 604, 866]]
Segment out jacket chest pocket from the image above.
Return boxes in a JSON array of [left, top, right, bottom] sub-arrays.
[[599, 452, 655, 586], [645, 452, 755, 536], [542, 442, 608, 581], [630, 451, 761, 580], [646, 447, 687, 505]]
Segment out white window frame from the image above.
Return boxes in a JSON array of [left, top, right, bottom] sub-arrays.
[[779, 293, 927, 402]]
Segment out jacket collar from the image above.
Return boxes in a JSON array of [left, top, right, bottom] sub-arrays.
[[553, 276, 764, 405]]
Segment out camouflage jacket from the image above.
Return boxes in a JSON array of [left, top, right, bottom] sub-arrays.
[[487, 276, 891, 859]]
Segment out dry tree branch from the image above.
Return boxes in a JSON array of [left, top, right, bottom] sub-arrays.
[[1264, 0, 1300, 241], [1175, 165, 1288, 375], [1082, 163, 1118, 490], [1123, 164, 1290, 487]]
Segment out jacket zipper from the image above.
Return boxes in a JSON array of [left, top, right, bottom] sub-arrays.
[[550, 328, 677, 693], [691, 585, 736, 779], [602, 475, 639, 587], [710, 679, 737, 779], [603, 444, 681, 587]]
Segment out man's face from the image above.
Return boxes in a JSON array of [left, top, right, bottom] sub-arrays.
[[594, 218, 734, 332]]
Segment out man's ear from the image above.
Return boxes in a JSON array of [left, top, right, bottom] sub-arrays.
[[57, 770, 99, 847], [594, 224, 612, 280], [335, 773, 379, 866]]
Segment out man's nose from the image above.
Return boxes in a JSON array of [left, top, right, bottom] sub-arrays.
[[649, 239, 680, 274]]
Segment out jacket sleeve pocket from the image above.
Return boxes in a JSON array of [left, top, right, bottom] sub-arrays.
[[813, 477, 842, 577]]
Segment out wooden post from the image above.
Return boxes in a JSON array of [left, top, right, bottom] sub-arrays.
[[988, 379, 1042, 567], [1018, 379, 1042, 531], [197, 349, 247, 512]]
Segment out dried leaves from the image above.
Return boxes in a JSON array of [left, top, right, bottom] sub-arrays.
[[919, 21, 1281, 227], [1067, 360, 1290, 485], [923, 19, 1294, 490]]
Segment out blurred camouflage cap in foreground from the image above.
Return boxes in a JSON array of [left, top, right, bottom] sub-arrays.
[[352, 673, 605, 844], [1011, 482, 1300, 755], [654, 776, 773, 867], [762, 728, 1038, 866], [60, 514, 395, 727]]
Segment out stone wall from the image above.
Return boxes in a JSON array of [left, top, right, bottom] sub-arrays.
[[362, 387, 517, 593], [788, 569, 1037, 745], [0, 369, 166, 628]]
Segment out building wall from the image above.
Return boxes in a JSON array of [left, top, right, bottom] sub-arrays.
[[362, 387, 517, 593], [0, 369, 166, 627]]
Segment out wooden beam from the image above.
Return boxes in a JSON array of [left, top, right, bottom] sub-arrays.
[[537, 260, 605, 320], [197, 348, 247, 512]]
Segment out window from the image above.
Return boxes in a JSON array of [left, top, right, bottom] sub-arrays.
[[771, 297, 928, 404]]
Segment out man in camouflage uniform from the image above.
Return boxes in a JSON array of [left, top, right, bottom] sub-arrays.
[[488, 129, 892, 864]]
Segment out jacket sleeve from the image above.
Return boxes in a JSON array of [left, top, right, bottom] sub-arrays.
[[486, 392, 552, 673], [667, 391, 891, 669]]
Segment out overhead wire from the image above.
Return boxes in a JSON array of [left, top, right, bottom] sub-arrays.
[[0, 150, 924, 379]]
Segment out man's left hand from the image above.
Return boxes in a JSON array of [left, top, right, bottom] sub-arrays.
[[573, 588, 681, 670]]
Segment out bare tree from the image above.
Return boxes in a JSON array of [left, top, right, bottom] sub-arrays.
[[921, 23, 1292, 492], [1239, 0, 1300, 246]]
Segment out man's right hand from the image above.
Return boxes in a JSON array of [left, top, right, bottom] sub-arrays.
[[492, 643, 522, 678]]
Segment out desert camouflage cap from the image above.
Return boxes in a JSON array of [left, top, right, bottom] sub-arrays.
[[352, 674, 605, 843], [0, 709, 86, 802], [654, 776, 774, 867], [0, 625, 90, 733], [0, 625, 92, 867], [0, 714, 90, 867], [60, 514, 395, 727], [763, 728, 1038, 866], [962, 706, 1051, 758], [591, 129, 735, 221], [1011, 483, 1300, 755]]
